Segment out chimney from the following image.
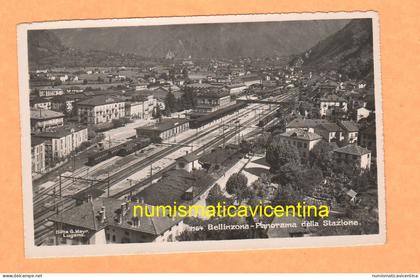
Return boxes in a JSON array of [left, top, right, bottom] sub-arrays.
[[87, 195, 93, 203], [101, 206, 106, 223], [121, 203, 126, 216], [119, 212, 123, 225]]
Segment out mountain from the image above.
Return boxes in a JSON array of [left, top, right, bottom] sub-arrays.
[[28, 30, 66, 65], [27, 30, 148, 69], [48, 20, 349, 59], [292, 18, 374, 81]]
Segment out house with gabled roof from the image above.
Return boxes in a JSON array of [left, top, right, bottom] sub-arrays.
[[175, 152, 200, 172], [338, 120, 359, 144], [314, 122, 344, 143], [319, 94, 348, 118], [277, 130, 322, 159], [285, 118, 329, 133], [333, 144, 371, 170]]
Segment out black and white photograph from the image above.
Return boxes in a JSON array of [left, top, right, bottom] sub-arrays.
[[17, 12, 385, 257]]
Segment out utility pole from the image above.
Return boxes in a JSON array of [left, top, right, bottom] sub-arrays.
[[222, 123, 225, 148], [107, 172, 110, 198]]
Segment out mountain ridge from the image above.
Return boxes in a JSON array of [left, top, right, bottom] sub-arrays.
[[290, 18, 374, 81], [27, 20, 350, 67]]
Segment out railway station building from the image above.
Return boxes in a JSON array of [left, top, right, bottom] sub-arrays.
[[135, 118, 189, 142]]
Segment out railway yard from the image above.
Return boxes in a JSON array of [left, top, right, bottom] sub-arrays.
[[32, 91, 295, 245]]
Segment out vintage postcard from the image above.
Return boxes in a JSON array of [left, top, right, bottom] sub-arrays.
[[17, 11, 385, 258]]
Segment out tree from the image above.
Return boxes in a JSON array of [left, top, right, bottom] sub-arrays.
[[164, 88, 176, 114], [272, 184, 303, 207], [180, 87, 196, 110], [206, 184, 232, 207], [266, 138, 300, 172], [226, 173, 248, 201], [310, 140, 335, 175], [300, 166, 324, 194], [152, 105, 162, 119], [275, 161, 303, 189], [298, 101, 313, 117], [250, 173, 271, 200], [112, 118, 125, 128]]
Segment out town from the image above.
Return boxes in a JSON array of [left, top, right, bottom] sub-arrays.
[[28, 19, 379, 246]]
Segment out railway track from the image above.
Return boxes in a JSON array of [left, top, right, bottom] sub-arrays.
[[33, 91, 294, 245]]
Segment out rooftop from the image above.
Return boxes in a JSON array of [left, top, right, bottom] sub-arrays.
[[176, 152, 199, 163], [136, 118, 189, 132], [286, 118, 329, 129], [320, 94, 347, 102], [31, 136, 45, 147], [198, 146, 240, 166], [196, 88, 229, 99], [279, 130, 322, 141], [77, 95, 124, 106], [339, 120, 359, 132], [39, 87, 64, 91], [134, 169, 214, 206], [315, 122, 343, 132], [334, 144, 371, 156], [49, 197, 180, 236], [34, 126, 87, 139], [30, 108, 64, 120]]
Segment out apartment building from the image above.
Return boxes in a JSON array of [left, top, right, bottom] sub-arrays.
[[77, 96, 125, 125]]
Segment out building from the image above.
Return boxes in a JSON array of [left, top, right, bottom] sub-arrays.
[[277, 130, 322, 159], [135, 82, 148, 91], [38, 87, 64, 97], [34, 126, 88, 166], [30, 108, 64, 132], [319, 95, 348, 118], [135, 118, 189, 142], [198, 146, 242, 172], [334, 144, 371, 170], [356, 107, 370, 122], [31, 136, 46, 174], [225, 83, 247, 96], [359, 124, 376, 155], [314, 122, 344, 143], [241, 74, 262, 87], [30, 98, 51, 110], [125, 102, 144, 119], [286, 118, 329, 133], [49, 197, 116, 245], [131, 92, 160, 119], [175, 152, 200, 172], [338, 120, 359, 144], [49, 169, 215, 245], [50, 95, 77, 114], [193, 89, 232, 114], [77, 95, 125, 125]]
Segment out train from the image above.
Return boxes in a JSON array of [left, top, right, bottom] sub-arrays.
[[86, 137, 151, 166], [257, 112, 278, 128], [189, 103, 247, 129]]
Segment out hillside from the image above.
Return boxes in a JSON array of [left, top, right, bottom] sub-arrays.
[[27, 30, 148, 69], [50, 20, 348, 59], [292, 18, 374, 81]]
